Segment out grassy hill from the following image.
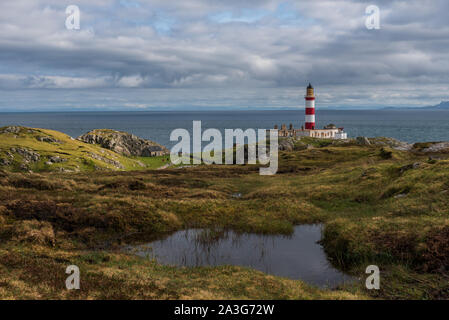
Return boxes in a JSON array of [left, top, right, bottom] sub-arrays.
[[0, 127, 448, 299], [0, 126, 170, 172]]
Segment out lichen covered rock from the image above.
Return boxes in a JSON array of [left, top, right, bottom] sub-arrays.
[[421, 142, 449, 153], [77, 129, 169, 157]]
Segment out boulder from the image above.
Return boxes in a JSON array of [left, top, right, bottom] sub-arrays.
[[87, 152, 125, 169], [356, 136, 371, 145], [0, 126, 22, 134], [421, 142, 449, 153], [12, 148, 40, 162], [48, 156, 67, 163], [400, 162, 421, 173], [0, 126, 38, 135], [77, 129, 169, 157], [0, 158, 11, 166], [36, 136, 61, 144], [369, 137, 413, 151], [279, 138, 294, 151]]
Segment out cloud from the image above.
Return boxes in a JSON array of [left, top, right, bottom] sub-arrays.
[[0, 0, 448, 109]]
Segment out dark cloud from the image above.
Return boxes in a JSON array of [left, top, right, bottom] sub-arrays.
[[0, 0, 448, 109]]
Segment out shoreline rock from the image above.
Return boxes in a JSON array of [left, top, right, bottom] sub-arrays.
[[420, 142, 449, 153]]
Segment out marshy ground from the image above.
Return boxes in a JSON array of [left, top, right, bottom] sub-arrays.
[[0, 137, 448, 299]]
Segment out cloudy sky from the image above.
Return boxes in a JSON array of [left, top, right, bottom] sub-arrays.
[[0, 0, 448, 111]]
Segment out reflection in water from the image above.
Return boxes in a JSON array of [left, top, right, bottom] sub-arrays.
[[124, 225, 353, 288]]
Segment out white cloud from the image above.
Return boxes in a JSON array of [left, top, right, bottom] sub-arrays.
[[0, 0, 448, 109]]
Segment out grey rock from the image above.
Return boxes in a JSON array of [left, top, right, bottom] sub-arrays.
[[36, 136, 61, 143], [12, 148, 40, 163], [77, 129, 169, 157], [421, 142, 449, 153], [279, 138, 294, 151], [1, 126, 22, 134], [368, 137, 411, 150], [0, 126, 38, 135], [400, 162, 421, 173], [0, 158, 11, 166], [87, 152, 125, 169], [48, 156, 67, 163], [136, 161, 146, 167], [356, 136, 371, 145], [392, 143, 413, 151], [429, 155, 447, 161]]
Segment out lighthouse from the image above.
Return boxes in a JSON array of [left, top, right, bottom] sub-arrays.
[[274, 83, 347, 139], [305, 83, 315, 130]]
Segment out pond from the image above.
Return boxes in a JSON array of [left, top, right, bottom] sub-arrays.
[[124, 224, 353, 288]]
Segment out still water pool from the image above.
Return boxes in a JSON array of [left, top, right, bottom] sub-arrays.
[[124, 224, 353, 288]]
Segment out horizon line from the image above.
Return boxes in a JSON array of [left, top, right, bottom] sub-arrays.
[[0, 106, 443, 113]]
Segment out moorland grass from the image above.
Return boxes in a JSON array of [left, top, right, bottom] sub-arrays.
[[0, 136, 448, 299]]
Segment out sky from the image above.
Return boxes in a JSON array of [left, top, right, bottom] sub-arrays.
[[0, 0, 448, 111]]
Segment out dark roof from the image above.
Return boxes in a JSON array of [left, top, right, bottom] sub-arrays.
[[307, 83, 313, 89], [144, 146, 164, 152]]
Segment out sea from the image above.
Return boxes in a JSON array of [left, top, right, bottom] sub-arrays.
[[1, 109, 449, 148]]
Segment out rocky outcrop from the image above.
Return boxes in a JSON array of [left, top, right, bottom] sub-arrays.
[[0, 126, 161, 172], [368, 137, 413, 151], [0, 126, 25, 134], [77, 129, 169, 157], [0, 150, 15, 167], [0, 147, 41, 171], [86, 152, 124, 169], [279, 137, 316, 151], [36, 136, 61, 144], [11, 147, 40, 162], [356, 136, 371, 145], [421, 142, 449, 153], [400, 162, 422, 173], [46, 156, 67, 164], [0, 126, 37, 135], [0, 158, 11, 166], [279, 138, 295, 151]]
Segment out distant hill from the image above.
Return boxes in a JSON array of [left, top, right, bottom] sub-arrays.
[[427, 101, 449, 109], [383, 101, 449, 110]]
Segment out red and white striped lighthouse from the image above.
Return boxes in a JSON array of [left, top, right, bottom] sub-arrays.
[[305, 83, 315, 130]]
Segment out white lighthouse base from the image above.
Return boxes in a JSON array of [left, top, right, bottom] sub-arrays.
[[334, 132, 348, 139], [276, 126, 348, 140]]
